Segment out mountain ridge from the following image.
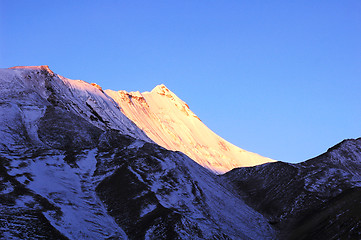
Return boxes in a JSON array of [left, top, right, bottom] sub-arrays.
[[0, 65, 360, 239], [223, 137, 361, 239], [3, 65, 273, 174], [106, 83, 274, 174], [0, 65, 276, 239]]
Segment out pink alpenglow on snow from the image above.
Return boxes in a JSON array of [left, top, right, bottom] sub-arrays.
[[9, 65, 55, 76], [106, 84, 274, 174]]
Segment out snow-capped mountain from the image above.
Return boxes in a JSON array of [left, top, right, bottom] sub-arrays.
[[0, 66, 276, 239], [224, 138, 361, 239], [1, 65, 359, 239], [106, 85, 273, 174]]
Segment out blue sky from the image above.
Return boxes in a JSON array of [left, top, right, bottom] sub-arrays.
[[1, 1, 360, 162]]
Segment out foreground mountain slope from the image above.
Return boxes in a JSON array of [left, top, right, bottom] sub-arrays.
[[0, 66, 276, 239], [0, 135, 276, 239], [106, 85, 273, 174], [223, 138, 361, 239]]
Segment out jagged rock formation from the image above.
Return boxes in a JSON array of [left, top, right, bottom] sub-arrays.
[[106, 84, 273, 174], [223, 138, 361, 239]]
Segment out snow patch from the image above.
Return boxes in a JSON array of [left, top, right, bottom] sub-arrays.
[[15, 195, 35, 208], [7, 149, 128, 239], [140, 204, 157, 218], [1, 181, 14, 194]]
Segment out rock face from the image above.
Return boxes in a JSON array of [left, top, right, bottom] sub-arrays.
[[223, 138, 361, 239], [106, 84, 273, 174], [0, 66, 276, 239]]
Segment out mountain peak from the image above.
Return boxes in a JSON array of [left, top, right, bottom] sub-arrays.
[[109, 83, 274, 174], [9, 65, 54, 76], [151, 84, 171, 94]]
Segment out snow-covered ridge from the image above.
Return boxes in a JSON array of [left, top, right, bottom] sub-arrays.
[[0, 65, 272, 174], [0, 66, 150, 151], [0, 64, 277, 238], [9, 65, 55, 76], [106, 84, 274, 174]]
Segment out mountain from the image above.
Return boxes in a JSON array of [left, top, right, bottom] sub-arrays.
[[0, 66, 276, 239], [1, 65, 359, 239], [105, 85, 273, 174], [223, 138, 361, 239], [0, 65, 150, 152]]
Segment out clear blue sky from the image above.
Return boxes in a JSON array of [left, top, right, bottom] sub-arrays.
[[1, 1, 360, 163]]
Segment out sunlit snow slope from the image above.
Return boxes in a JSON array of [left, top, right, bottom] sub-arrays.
[[106, 84, 274, 174], [0, 66, 276, 239]]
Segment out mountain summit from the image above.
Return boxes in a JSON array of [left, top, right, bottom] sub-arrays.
[[1, 66, 359, 239], [0, 66, 276, 239], [1, 65, 272, 174], [106, 84, 274, 174]]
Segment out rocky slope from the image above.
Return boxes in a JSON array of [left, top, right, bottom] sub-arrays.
[[0, 66, 276, 239], [223, 138, 361, 239]]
